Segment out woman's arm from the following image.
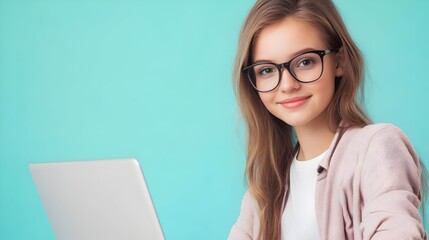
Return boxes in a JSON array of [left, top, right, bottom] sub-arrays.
[[359, 125, 427, 240]]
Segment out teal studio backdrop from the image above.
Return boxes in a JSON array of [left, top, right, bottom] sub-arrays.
[[0, 0, 428, 239]]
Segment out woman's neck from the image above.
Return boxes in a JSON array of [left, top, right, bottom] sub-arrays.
[[294, 118, 336, 161]]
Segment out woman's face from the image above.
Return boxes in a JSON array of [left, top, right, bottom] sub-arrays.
[[253, 17, 343, 129]]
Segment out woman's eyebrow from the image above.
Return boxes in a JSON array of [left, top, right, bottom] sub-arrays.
[[252, 47, 317, 64]]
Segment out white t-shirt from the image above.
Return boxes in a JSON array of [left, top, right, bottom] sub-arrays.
[[281, 150, 327, 240]]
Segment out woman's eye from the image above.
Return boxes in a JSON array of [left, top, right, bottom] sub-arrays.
[[257, 67, 276, 76], [298, 58, 315, 67]]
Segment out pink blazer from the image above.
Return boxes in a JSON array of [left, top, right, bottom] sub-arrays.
[[228, 123, 427, 240]]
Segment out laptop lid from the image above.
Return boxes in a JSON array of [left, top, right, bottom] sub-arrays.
[[29, 158, 165, 240]]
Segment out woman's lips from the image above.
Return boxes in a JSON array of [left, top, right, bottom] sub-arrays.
[[278, 96, 311, 109]]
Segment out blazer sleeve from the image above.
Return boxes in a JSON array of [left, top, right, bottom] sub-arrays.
[[359, 124, 427, 240], [228, 190, 257, 240]]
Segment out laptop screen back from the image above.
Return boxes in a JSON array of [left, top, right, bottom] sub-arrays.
[[29, 158, 165, 240]]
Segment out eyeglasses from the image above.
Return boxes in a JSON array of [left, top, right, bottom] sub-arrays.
[[243, 49, 338, 92]]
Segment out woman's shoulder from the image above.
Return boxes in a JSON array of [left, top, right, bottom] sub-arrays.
[[338, 122, 417, 162], [345, 122, 411, 144], [352, 122, 403, 135], [343, 122, 419, 167], [228, 190, 260, 240], [240, 190, 257, 209]]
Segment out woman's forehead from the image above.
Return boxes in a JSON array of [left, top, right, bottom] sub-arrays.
[[253, 17, 327, 62]]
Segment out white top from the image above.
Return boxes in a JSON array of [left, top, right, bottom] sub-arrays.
[[281, 150, 327, 240]]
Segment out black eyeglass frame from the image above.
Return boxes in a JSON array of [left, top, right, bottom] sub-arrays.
[[243, 49, 339, 93]]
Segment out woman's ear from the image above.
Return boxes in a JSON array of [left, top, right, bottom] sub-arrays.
[[335, 47, 345, 77]]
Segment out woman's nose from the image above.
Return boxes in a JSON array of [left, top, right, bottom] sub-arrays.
[[278, 68, 301, 92]]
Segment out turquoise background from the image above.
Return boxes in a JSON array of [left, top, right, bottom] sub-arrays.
[[0, 0, 428, 239]]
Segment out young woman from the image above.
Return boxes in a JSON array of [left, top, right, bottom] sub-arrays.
[[228, 0, 427, 239]]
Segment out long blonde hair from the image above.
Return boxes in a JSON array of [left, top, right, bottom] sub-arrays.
[[234, 0, 371, 239]]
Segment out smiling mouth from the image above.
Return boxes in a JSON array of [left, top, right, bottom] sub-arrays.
[[278, 96, 311, 109]]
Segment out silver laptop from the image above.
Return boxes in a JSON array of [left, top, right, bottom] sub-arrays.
[[29, 158, 165, 240]]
